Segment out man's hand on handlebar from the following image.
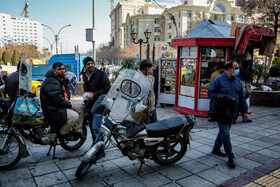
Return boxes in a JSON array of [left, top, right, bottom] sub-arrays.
[[87, 92, 94, 100]]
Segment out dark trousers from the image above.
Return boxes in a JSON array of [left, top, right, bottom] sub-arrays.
[[146, 109, 158, 124]]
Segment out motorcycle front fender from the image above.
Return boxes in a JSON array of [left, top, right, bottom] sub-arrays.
[[83, 141, 104, 162]]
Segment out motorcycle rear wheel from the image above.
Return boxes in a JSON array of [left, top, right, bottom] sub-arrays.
[[60, 125, 87, 151], [152, 136, 187, 166], [75, 155, 98, 179], [0, 131, 22, 170]]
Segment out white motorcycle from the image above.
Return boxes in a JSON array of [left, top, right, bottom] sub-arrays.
[[75, 69, 196, 178]]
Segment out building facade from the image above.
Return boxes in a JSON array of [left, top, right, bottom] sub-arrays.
[[0, 13, 43, 51], [111, 0, 244, 48]]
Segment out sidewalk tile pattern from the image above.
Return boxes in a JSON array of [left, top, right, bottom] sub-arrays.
[[0, 102, 280, 187]]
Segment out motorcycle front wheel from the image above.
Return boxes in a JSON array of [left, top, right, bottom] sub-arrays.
[[75, 155, 98, 179], [0, 131, 22, 170], [152, 136, 187, 166], [60, 125, 87, 151]]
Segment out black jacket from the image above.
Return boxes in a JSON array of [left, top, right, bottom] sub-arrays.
[[40, 70, 71, 129], [4, 72, 19, 102], [82, 68, 110, 108], [209, 93, 236, 123]]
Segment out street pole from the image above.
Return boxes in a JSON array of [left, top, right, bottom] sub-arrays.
[[93, 0, 96, 62], [147, 43, 150, 61], [43, 37, 54, 56], [42, 24, 71, 55], [140, 42, 142, 62], [55, 35, 58, 55]]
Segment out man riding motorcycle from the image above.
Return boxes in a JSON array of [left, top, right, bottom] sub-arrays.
[[40, 62, 84, 138]]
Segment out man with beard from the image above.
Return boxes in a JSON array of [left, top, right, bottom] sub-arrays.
[[40, 62, 84, 137], [82, 57, 110, 147]]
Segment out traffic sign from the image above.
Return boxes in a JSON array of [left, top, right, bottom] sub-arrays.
[[136, 54, 140, 61]]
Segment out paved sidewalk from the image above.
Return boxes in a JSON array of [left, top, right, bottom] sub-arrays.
[[0, 102, 280, 187]]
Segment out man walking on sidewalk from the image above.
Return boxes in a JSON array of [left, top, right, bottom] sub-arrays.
[[208, 60, 249, 168]]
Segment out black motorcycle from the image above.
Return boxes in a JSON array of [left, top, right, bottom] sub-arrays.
[[75, 69, 196, 178], [0, 97, 89, 170]]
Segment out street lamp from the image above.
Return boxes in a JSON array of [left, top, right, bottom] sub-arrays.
[[131, 29, 152, 62], [43, 37, 54, 56], [42, 24, 71, 54]]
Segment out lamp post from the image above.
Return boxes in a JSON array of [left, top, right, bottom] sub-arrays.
[[42, 24, 71, 54], [131, 29, 151, 62], [43, 37, 54, 56]]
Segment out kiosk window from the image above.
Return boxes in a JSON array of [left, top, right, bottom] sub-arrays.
[[180, 59, 196, 97], [160, 60, 176, 93], [200, 47, 226, 98]]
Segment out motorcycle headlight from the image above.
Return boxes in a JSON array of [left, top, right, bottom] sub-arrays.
[[100, 124, 111, 137]]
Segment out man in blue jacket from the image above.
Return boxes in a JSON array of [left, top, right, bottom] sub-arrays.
[[208, 60, 248, 168]]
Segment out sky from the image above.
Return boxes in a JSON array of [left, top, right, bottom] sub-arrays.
[[0, 0, 180, 54]]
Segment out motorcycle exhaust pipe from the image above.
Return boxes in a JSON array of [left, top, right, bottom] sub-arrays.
[[83, 141, 104, 162]]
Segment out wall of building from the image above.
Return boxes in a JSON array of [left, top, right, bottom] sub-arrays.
[[0, 13, 43, 52], [113, 0, 244, 49]]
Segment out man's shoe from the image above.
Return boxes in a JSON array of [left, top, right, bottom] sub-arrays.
[[212, 149, 227, 157], [243, 119, 253, 123], [72, 132, 86, 139], [62, 133, 76, 141], [228, 157, 236, 168]]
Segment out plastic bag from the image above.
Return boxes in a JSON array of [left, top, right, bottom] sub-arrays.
[[13, 96, 39, 123], [261, 85, 272, 91]]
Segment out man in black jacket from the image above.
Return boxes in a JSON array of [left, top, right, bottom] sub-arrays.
[[82, 57, 110, 142], [40, 62, 84, 136]]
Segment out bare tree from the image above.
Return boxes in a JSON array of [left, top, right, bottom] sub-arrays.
[[96, 43, 121, 64], [242, 0, 280, 38]]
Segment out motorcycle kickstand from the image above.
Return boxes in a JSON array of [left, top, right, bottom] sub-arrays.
[[47, 145, 56, 159], [137, 159, 145, 174]]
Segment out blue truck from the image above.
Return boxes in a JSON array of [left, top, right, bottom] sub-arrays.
[[31, 54, 90, 96]]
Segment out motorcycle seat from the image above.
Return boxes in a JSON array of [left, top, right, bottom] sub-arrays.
[[146, 117, 186, 137], [0, 98, 11, 110]]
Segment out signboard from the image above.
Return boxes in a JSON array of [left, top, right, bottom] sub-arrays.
[[136, 54, 140, 61], [75, 45, 79, 61], [86, 28, 97, 42]]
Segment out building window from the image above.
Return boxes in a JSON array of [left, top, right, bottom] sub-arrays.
[[169, 35, 171, 39], [231, 16, 234, 21], [212, 4, 226, 13], [142, 11, 144, 14], [187, 13, 191, 18], [158, 29, 161, 32], [157, 38, 161, 41], [184, 1, 188, 5], [169, 25, 172, 29], [3, 20, 5, 22]]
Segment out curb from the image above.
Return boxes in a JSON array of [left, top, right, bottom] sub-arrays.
[[218, 159, 280, 187]]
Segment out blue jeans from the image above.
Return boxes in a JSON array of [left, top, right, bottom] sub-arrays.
[[91, 113, 104, 141], [213, 121, 234, 159], [71, 87, 76, 96]]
